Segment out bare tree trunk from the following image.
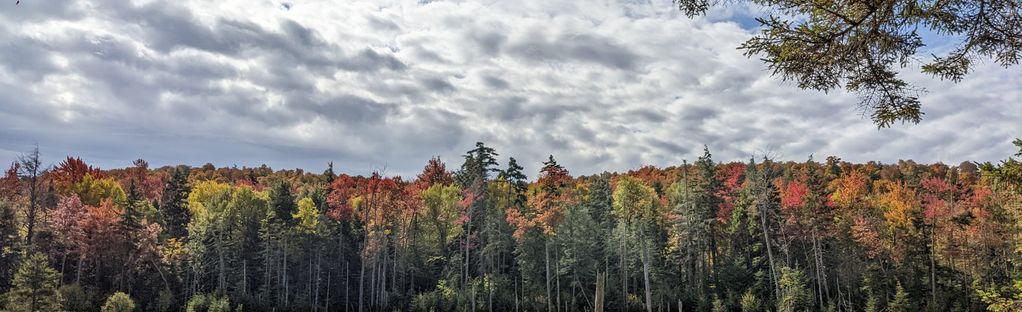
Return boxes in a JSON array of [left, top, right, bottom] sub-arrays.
[[642, 243, 652, 312], [346, 261, 350, 312], [930, 232, 938, 310], [264, 246, 271, 302], [358, 251, 365, 312], [326, 271, 332, 311], [76, 256, 83, 285], [759, 201, 779, 298], [815, 233, 829, 301], [59, 253, 66, 287], [515, 273, 520, 312], [556, 250, 562, 312], [370, 251, 377, 308], [218, 231, 226, 294], [284, 238, 290, 305], [621, 237, 627, 310], [546, 241, 553, 312], [595, 271, 605, 312], [317, 249, 322, 311], [380, 247, 387, 306]]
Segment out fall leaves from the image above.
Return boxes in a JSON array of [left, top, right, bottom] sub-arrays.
[[2, 141, 1022, 311]]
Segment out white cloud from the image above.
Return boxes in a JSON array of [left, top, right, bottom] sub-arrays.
[[0, 0, 1018, 177]]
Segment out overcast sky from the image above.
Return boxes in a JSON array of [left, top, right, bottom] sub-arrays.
[[1, 0, 1019, 177]]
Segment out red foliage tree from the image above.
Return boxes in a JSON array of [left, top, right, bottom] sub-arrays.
[[417, 157, 453, 186], [715, 162, 745, 223], [0, 162, 19, 201], [326, 174, 360, 222], [52, 156, 105, 189], [119, 159, 165, 201]]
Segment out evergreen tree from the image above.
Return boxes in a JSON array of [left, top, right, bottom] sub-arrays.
[[861, 276, 879, 312], [322, 162, 336, 184], [4, 253, 63, 312], [668, 148, 723, 305], [498, 157, 528, 197], [159, 165, 191, 239], [0, 200, 18, 292], [457, 142, 499, 188], [888, 281, 910, 312], [776, 267, 809, 312], [455, 142, 499, 286], [121, 182, 145, 239], [269, 180, 297, 224], [676, 0, 1022, 127]]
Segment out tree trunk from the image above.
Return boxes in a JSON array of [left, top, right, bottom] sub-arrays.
[[642, 243, 653, 312], [76, 255, 83, 285], [621, 237, 627, 310], [556, 250, 562, 312], [595, 271, 605, 312], [284, 238, 290, 305], [346, 260, 350, 312], [546, 241, 553, 312], [930, 232, 938, 310], [759, 201, 779, 298], [358, 253, 365, 312]]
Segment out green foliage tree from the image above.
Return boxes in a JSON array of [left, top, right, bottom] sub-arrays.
[[101, 292, 136, 312], [186, 293, 238, 312], [268, 180, 297, 224], [888, 281, 911, 312], [740, 289, 761, 312], [70, 174, 126, 207], [4, 253, 63, 312], [977, 280, 1022, 312], [673, 0, 1021, 127], [159, 165, 191, 239], [59, 283, 96, 312], [776, 267, 809, 312], [0, 200, 19, 291], [612, 176, 660, 312], [420, 184, 463, 258], [861, 275, 880, 312], [293, 197, 320, 234]]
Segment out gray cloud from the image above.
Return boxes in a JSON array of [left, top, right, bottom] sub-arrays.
[[0, 0, 1018, 177], [506, 32, 641, 70]]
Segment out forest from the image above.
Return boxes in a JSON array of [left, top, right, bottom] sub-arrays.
[[1, 140, 1022, 312]]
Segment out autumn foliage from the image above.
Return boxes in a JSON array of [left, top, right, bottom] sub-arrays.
[[1, 142, 1022, 312]]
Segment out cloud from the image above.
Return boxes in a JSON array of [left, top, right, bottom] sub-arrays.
[[0, 0, 1018, 178], [505, 32, 640, 70]]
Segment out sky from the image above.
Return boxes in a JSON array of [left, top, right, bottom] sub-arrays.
[[0, 0, 1019, 177]]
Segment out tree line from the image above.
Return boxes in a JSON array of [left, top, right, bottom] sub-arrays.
[[1, 140, 1022, 311]]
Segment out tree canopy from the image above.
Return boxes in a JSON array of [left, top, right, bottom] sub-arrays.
[[0, 140, 1020, 311]]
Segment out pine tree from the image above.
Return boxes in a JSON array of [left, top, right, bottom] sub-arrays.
[[159, 165, 191, 239], [0, 200, 18, 291], [4, 253, 63, 312], [269, 180, 297, 224], [776, 267, 809, 312], [323, 162, 336, 184], [695, 147, 722, 296], [888, 281, 910, 312]]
